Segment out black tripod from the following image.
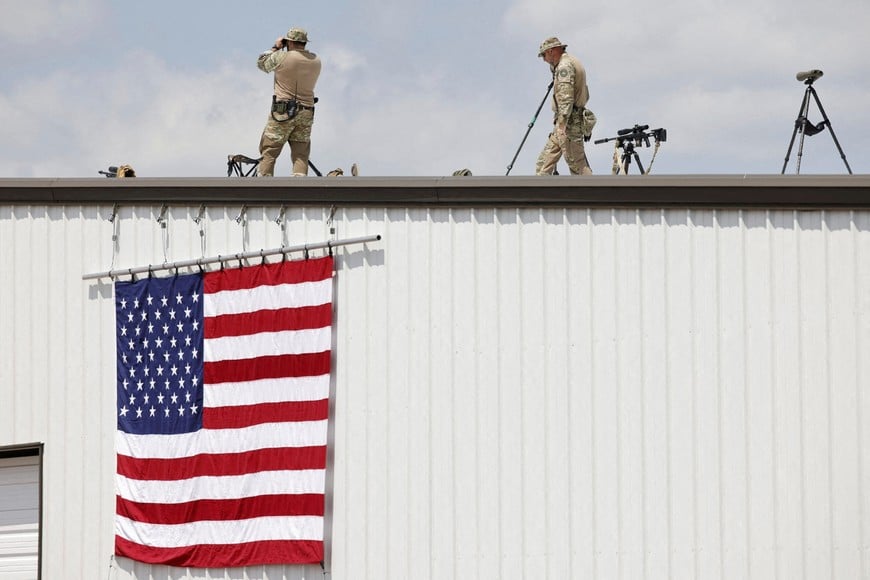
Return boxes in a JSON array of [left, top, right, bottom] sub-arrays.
[[594, 124, 666, 175], [616, 141, 645, 174], [781, 70, 852, 175]]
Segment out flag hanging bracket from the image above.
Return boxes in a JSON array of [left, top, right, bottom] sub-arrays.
[[156, 205, 169, 228], [193, 204, 206, 224], [82, 234, 382, 281]]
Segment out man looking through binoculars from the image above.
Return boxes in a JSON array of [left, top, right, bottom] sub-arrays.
[[256, 27, 322, 177], [535, 36, 594, 176]]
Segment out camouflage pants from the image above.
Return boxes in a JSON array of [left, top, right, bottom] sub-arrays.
[[257, 109, 315, 176], [535, 115, 592, 175]]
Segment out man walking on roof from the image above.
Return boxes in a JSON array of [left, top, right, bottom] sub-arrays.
[[256, 27, 322, 177], [535, 36, 594, 176]]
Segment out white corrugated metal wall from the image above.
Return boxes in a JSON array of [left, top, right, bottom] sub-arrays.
[[0, 204, 868, 579]]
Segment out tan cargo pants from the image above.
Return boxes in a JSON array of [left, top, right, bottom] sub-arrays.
[[535, 131, 593, 175], [257, 109, 315, 176]]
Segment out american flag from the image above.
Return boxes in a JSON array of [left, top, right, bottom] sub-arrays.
[[113, 256, 333, 568]]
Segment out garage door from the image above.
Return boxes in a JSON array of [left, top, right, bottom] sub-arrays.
[[0, 452, 40, 580]]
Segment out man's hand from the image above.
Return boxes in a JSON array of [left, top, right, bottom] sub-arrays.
[[273, 37, 285, 50]]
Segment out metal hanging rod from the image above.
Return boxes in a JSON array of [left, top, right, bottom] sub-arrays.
[[82, 234, 381, 281]]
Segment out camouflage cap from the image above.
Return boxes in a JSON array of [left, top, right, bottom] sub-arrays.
[[538, 36, 567, 57], [284, 27, 309, 43]]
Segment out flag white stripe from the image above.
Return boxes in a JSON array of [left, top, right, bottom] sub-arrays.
[[117, 469, 326, 503], [117, 420, 328, 459], [204, 375, 330, 407], [204, 327, 331, 362], [116, 515, 324, 547], [204, 279, 332, 317]]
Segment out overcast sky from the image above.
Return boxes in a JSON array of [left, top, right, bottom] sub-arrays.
[[1, 0, 867, 177]]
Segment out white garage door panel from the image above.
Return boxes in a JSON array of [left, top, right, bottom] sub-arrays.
[[0, 482, 38, 514], [0, 455, 39, 580]]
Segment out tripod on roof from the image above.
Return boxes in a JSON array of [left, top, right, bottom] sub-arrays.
[[781, 69, 852, 175]]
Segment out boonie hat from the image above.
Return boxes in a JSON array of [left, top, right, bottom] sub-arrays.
[[538, 36, 567, 57], [285, 27, 309, 43]]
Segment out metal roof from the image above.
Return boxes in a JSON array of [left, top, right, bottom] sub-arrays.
[[0, 175, 868, 208]]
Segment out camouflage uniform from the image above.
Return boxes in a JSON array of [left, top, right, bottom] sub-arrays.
[[256, 28, 322, 176], [535, 37, 593, 176]]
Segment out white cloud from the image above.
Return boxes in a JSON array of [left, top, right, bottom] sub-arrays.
[[0, 51, 265, 177], [0, 0, 108, 48]]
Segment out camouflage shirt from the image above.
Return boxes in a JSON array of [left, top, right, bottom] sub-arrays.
[[551, 52, 589, 124]]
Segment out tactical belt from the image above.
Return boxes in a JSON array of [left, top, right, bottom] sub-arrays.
[[272, 97, 315, 109], [271, 96, 316, 121]]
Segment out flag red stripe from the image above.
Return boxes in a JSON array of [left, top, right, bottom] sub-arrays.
[[204, 256, 333, 293], [117, 446, 327, 480], [115, 536, 323, 567], [116, 493, 325, 524], [204, 304, 333, 339], [204, 351, 331, 383], [203, 399, 329, 429]]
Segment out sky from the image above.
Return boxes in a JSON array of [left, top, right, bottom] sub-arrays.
[[1, 0, 867, 178]]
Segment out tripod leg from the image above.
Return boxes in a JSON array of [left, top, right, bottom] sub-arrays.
[[619, 150, 630, 175], [782, 87, 811, 174], [795, 120, 809, 175], [809, 87, 853, 174], [633, 152, 645, 175]]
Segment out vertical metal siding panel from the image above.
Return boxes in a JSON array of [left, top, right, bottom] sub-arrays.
[[63, 206, 83, 579], [87, 205, 117, 580], [797, 211, 835, 580], [689, 210, 724, 580], [0, 206, 12, 442], [383, 208, 411, 580], [589, 208, 619, 578], [473, 208, 504, 580], [494, 208, 523, 579], [21, 206, 51, 569], [826, 211, 861, 579], [743, 210, 776, 580], [517, 208, 546, 578], [541, 208, 571, 580], [856, 211, 870, 580], [404, 207, 433, 580], [451, 208, 480, 577], [638, 209, 670, 580], [564, 208, 596, 579], [61, 205, 85, 578], [664, 209, 696, 580], [718, 210, 750, 580], [12, 207, 36, 438], [614, 209, 644, 580], [332, 208, 368, 579], [769, 210, 806, 579], [428, 208, 456, 580], [364, 208, 390, 580]]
